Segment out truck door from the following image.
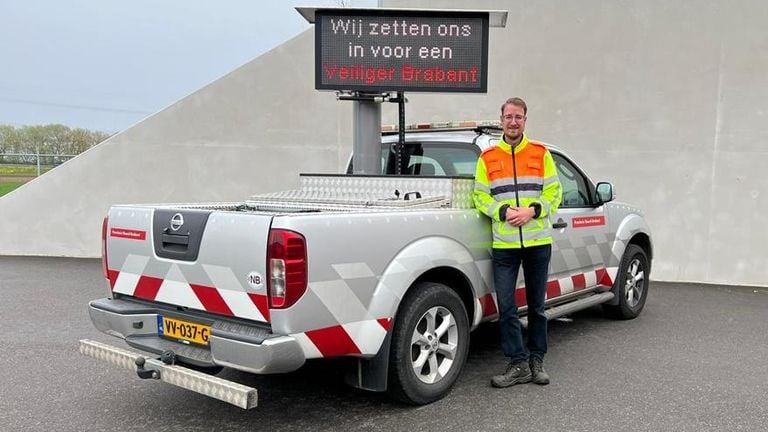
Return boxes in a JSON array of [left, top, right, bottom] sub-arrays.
[[548, 152, 611, 297]]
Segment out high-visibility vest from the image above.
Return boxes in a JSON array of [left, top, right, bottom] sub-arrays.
[[473, 134, 562, 249]]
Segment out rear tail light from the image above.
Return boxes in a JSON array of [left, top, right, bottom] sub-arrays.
[[267, 229, 307, 309]]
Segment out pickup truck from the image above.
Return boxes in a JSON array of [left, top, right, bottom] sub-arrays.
[[81, 121, 653, 408]]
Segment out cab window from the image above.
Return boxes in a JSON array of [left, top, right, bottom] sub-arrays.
[[552, 153, 591, 208]]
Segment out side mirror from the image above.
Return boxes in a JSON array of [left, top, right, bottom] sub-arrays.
[[595, 182, 615, 204]]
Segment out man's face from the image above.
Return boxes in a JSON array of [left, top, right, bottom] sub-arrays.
[[500, 104, 527, 143]]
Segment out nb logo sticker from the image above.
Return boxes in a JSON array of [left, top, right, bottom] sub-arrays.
[[247, 272, 264, 289]]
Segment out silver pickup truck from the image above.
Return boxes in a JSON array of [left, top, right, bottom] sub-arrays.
[[81, 122, 652, 408]]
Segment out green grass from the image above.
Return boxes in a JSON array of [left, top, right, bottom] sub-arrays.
[[0, 181, 25, 197], [0, 164, 53, 176]]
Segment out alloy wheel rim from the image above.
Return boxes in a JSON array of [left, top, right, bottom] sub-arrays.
[[410, 306, 459, 384], [624, 257, 645, 308]]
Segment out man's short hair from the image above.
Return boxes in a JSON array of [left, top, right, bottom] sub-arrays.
[[500, 97, 528, 115]]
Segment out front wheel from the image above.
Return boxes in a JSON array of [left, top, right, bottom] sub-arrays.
[[603, 244, 649, 319], [387, 282, 469, 405]]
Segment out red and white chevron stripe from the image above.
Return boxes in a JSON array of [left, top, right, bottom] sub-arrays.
[[108, 268, 270, 323], [479, 267, 615, 318], [292, 318, 392, 358], [109, 265, 616, 360]]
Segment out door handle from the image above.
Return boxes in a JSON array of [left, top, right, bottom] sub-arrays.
[[552, 218, 568, 229]]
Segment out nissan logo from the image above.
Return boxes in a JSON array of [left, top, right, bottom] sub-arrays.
[[170, 213, 184, 232]]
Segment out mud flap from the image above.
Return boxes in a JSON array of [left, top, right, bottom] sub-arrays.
[[343, 331, 391, 392]]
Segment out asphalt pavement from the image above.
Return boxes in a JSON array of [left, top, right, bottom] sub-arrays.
[[2, 256, 767, 432]]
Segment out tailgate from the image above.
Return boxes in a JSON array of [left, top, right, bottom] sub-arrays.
[[105, 206, 273, 324]]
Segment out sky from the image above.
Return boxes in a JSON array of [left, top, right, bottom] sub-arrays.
[[0, 0, 375, 133]]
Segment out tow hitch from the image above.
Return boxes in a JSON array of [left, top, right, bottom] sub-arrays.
[[79, 339, 258, 409], [135, 350, 176, 379], [135, 356, 159, 379]]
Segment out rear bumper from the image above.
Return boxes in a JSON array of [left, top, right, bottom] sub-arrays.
[[88, 297, 305, 374]]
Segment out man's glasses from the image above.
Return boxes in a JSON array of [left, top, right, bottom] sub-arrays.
[[502, 115, 526, 122]]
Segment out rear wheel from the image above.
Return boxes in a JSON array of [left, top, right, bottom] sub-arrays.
[[387, 282, 469, 405], [603, 244, 649, 319]]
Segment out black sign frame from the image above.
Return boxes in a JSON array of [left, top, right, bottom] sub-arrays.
[[314, 9, 490, 93]]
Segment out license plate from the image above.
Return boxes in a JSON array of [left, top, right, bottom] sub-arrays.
[[157, 315, 210, 346]]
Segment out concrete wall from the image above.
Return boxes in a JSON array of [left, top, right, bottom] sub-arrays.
[[380, 0, 768, 286], [1, 0, 766, 286]]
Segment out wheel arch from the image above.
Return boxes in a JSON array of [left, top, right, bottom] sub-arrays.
[[610, 213, 653, 270], [412, 266, 476, 326], [628, 232, 653, 273], [368, 236, 486, 326]]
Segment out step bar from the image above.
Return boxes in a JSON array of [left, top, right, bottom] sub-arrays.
[[79, 339, 258, 409], [521, 291, 615, 327]]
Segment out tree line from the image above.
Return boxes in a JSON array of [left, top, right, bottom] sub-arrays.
[[0, 124, 110, 157]]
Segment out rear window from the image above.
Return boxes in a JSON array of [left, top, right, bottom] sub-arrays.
[[383, 142, 480, 176], [348, 142, 480, 176]]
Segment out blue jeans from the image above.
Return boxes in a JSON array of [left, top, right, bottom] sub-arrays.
[[492, 244, 551, 362]]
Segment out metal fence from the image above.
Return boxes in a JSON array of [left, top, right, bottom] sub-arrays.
[[0, 153, 77, 177]]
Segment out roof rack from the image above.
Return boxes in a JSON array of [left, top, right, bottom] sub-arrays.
[[381, 120, 502, 135]]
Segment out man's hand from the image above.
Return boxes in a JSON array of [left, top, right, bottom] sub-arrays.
[[505, 207, 535, 227]]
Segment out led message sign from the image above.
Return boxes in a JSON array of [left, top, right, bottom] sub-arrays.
[[315, 10, 489, 93]]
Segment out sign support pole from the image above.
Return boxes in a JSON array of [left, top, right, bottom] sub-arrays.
[[339, 92, 386, 175], [341, 91, 408, 176], [390, 92, 407, 175], [352, 98, 381, 175]]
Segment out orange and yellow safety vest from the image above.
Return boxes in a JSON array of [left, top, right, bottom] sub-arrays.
[[473, 134, 562, 249]]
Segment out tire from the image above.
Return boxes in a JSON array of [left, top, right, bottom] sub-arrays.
[[387, 282, 470, 405], [603, 244, 650, 320]]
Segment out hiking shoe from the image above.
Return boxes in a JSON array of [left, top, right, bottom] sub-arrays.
[[530, 358, 550, 385], [491, 360, 532, 388]]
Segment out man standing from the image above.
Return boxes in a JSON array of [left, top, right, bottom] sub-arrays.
[[473, 97, 562, 387]]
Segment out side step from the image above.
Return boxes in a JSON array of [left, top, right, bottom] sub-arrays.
[[79, 339, 258, 409], [521, 292, 615, 327]]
